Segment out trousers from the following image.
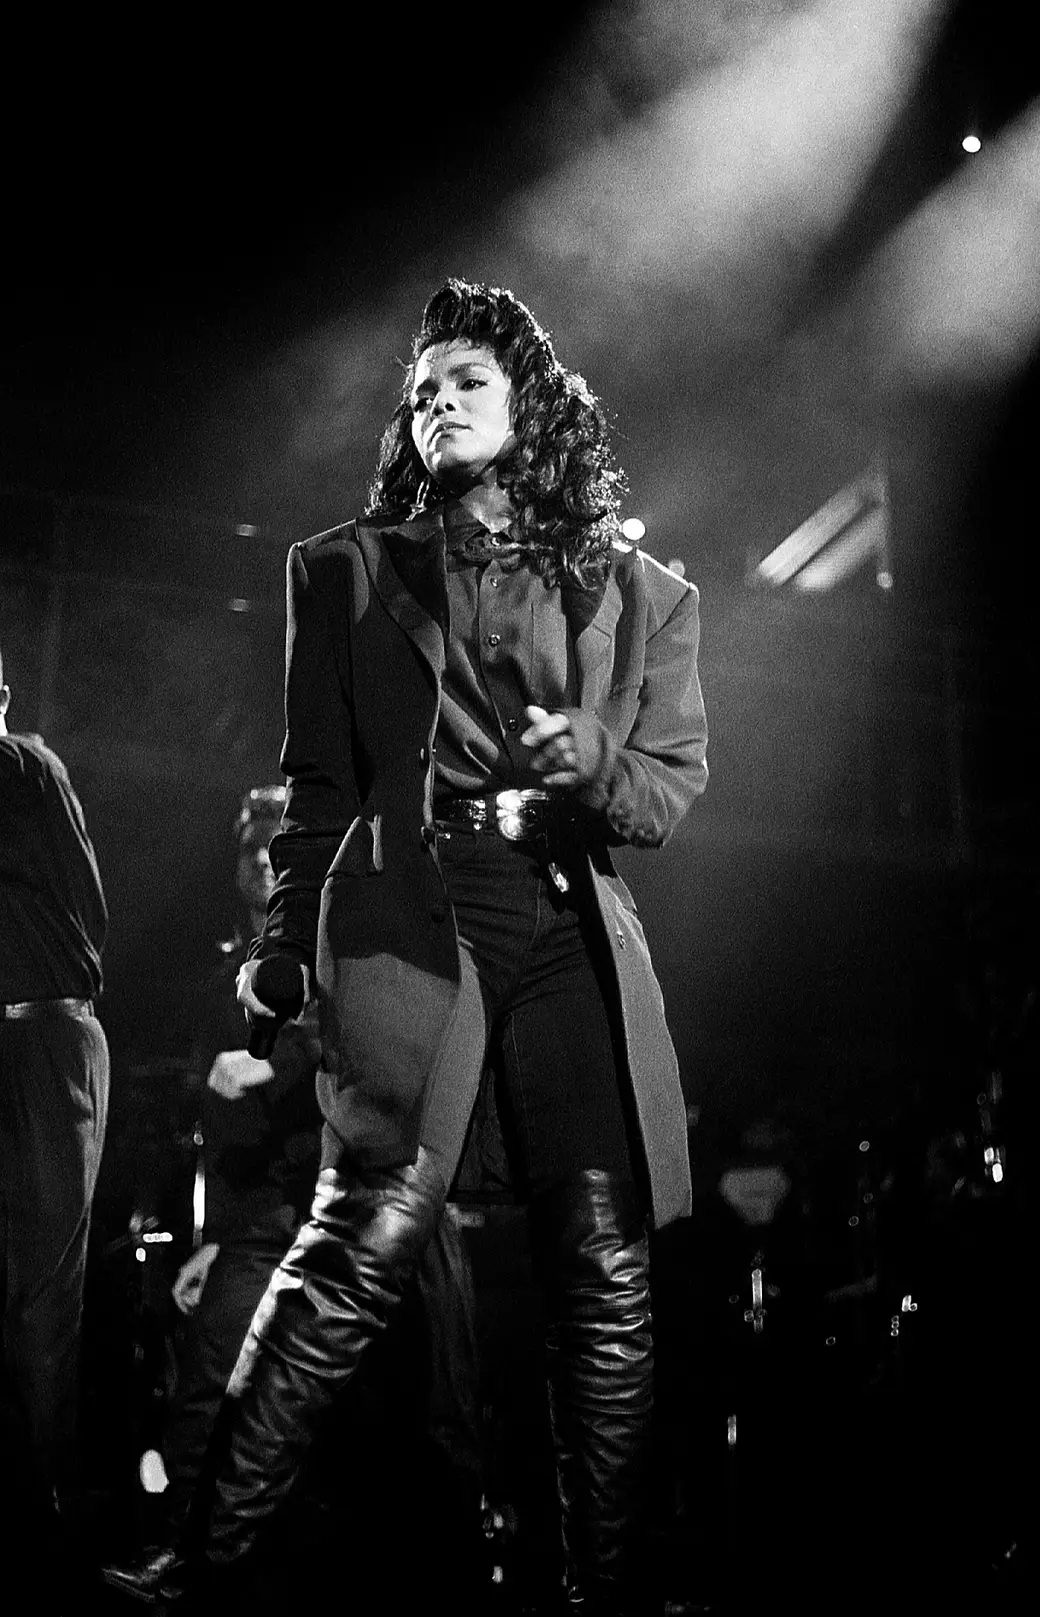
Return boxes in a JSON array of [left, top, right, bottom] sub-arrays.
[[418, 829, 635, 1196], [0, 1004, 109, 1518]]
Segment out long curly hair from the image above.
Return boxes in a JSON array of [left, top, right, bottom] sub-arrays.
[[365, 278, 627, 585]]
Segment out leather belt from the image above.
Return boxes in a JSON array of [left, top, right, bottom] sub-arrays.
[[434, 790, 578, 893], [1, 997, 94, 1020], [434, 789, 574, 843]]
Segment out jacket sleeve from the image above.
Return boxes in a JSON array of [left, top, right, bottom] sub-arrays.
[[252, 541, 362, 973], [574, 567, 708, 849]]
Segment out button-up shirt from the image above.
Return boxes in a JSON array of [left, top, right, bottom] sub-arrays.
[[434, 500, 579, 802], [0, 732, 107, 1000]]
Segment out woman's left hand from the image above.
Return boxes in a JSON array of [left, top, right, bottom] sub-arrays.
[[521, 706, 600, 789]]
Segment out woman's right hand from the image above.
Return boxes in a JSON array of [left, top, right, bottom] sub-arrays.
[[235, 956, 311, 1017], [235, 957, 270, 1017]]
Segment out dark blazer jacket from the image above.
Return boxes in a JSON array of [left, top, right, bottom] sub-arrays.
[[255, 508, 708, 1228]]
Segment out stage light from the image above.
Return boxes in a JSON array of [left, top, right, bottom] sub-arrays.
[[750, 464, 890, 593], [621, 517, 646, 542], [235, 523, 258, 538], [961, 133, 982, 153], [228, 598, 251, 613]]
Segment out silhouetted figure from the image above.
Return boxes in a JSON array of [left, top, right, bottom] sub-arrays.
[[0, 643, 110, 1609]]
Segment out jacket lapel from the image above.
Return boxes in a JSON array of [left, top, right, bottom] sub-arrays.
[[356, 513, 448, 678], [356, 518, 631, 705], [565, 565, 624, 705]]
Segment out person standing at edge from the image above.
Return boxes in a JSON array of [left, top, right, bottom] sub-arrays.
[[187, 278, 708, 1616], [0, 643, 110, 1604]]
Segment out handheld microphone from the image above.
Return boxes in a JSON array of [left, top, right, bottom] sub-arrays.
[[246, 957, 306, 1059]]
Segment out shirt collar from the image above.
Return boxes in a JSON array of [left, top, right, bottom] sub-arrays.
[[442, 498, 520, 566]]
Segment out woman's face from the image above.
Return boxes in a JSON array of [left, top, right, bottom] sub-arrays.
[[410, 340, 515, 488]]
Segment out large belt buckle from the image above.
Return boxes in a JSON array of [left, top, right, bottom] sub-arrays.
[[463, 798, 490, 831], [494, 789, 544, 842]]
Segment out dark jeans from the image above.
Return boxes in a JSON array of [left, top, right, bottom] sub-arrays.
[[0, 1005, 109, 1517], [420, 830, 635, 1199]]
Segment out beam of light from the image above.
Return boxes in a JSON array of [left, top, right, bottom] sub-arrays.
[[251, 1, 947, 534], [240, 0, 949, 560], [861, 97, 1040, 391], [505, 0, 951, 352], [751, 463, 890, 592]]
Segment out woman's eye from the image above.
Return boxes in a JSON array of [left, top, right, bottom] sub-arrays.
[[412, 396, 430, 413], [461, 378, 486, 391]]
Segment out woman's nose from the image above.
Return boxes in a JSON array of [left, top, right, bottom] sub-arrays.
[[431, 390, 455, 415]]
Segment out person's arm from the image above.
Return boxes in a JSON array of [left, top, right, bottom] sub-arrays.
[[523, 561, 708, 848], [0, 738, 109, 968], [250, 541, 362, 975], [206, 1048, 276, 1100], [207, 998, 321, 1097], [171, 1242, 221, 1315], [193, 954, 272, 1099]]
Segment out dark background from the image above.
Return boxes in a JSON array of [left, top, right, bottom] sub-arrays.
[[1, 2, 1034, 1606]]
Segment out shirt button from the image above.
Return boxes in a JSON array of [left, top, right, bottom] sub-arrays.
[[489, 577, 499, 588], [420, 746, 428, 764], [487, 634, 501, 647], [506, 718, 519, 733]]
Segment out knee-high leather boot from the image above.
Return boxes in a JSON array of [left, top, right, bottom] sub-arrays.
[[529, 1170, 654, 1617], [189, 1147, 448, 1580]]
